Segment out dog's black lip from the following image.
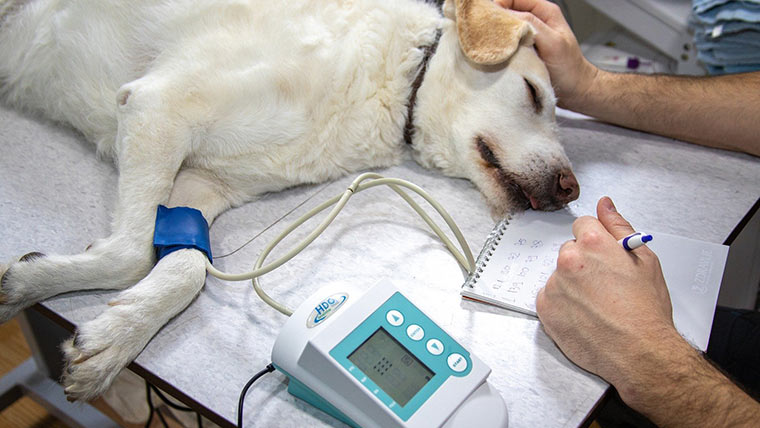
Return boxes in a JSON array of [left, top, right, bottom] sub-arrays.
[[476, 136, 531, 209]]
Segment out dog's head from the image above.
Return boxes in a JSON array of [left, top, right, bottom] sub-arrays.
[[412, 0, 579, 216]]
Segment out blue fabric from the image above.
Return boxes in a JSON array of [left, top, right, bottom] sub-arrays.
[[706, 62, 760, 73], [695, 20, 760, 36], [693, 0, 735, 14], [693, 1, 760, 24], [697, 37, 760, 62], [696, 29, 760, 48], [692, 0, 760, 74], [153, 205, 212, 262]]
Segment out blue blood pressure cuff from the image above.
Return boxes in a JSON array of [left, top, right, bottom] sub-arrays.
[[153, 205, 212, 263]]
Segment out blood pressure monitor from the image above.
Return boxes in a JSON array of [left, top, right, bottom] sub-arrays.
[[271, 280, 508, 427]]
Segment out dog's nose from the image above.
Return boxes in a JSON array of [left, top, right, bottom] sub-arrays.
[[556, 170, 580, 203]]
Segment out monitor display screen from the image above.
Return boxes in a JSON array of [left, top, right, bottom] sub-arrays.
[[348, 327, 434, 407]]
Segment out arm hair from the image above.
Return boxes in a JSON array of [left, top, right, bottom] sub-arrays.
[[565, 70, 760, 157]]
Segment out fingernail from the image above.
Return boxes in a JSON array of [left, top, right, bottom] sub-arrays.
[[602, 197, 616, 212]]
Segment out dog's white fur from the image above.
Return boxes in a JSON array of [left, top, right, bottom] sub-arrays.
[[0, 0, 578, 401]]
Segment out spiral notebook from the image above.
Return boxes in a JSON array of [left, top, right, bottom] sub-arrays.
[[461, 209, 729, 351]]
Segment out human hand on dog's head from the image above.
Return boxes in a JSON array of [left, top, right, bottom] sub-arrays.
[[535, 197, 679, 404], [494, 0, 599, 111]]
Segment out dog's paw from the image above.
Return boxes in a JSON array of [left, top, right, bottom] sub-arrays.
[[61, 301, 155, 402], [0, 252, 46, 323]]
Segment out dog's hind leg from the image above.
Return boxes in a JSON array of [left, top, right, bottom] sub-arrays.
[[0, 79, 193, 323], [60, 168, 233, 402]]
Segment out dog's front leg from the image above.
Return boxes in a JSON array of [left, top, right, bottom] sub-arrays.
[[61, 247, 208, 401], [61, 168, 233, 401], [0, 79, 191, 322]]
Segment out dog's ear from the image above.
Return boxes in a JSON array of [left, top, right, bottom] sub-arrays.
[[452, 0, 535, 65]]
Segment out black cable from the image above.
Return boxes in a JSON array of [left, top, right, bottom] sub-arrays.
[[145, 381, 153, 428], [156, 406, 170, 428], [149, 383, 195, 413], [237, 363, 276, 428], [144, 379, 204, 428], [145, 380, 165, 428]]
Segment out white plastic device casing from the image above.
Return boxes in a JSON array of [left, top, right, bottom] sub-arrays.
[[271, 279, 508, 427]]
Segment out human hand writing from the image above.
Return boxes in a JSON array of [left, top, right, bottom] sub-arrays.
[[536, 197, 680, 400]]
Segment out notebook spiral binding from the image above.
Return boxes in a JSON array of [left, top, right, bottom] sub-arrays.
[[462, 215, 511, 288]]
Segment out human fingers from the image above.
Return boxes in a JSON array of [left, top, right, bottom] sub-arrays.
[[495, 0, 565, 27], [497, 0, 595, 110], [535, 285, 547, 316], [509, 9, 552, 35], [570, 215, 611, 247], [507, 9, 566, 61], [596, 197, 637, 241]]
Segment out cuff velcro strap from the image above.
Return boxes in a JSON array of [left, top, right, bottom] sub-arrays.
[[153, 205, 213, 262]]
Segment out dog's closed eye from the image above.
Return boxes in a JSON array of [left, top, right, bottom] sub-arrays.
[[477, 136, 501, 170], [524, 78, 542, 114]]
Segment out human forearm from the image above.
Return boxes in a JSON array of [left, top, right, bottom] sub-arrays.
[[537, 197, 760, 427], [617, 327, 760, 428], [567, 70, 760, 157], [497, 0, 760, 157]]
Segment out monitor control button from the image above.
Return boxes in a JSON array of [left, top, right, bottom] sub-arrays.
[[426, 339, 444, 355], [447, 353, 468, 373], [386, 310, 404, 326], [406, 324, 424, 341]]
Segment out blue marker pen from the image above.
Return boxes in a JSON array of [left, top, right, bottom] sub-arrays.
[[618, 232, 653, 251]]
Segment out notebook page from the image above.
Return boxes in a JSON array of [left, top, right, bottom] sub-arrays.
[[462, 209, 728, 351], [648, 233, 728, 351], [463, 210, 575, 315]]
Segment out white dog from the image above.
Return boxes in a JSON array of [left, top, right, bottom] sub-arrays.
[[0, 0, 579, 401]]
